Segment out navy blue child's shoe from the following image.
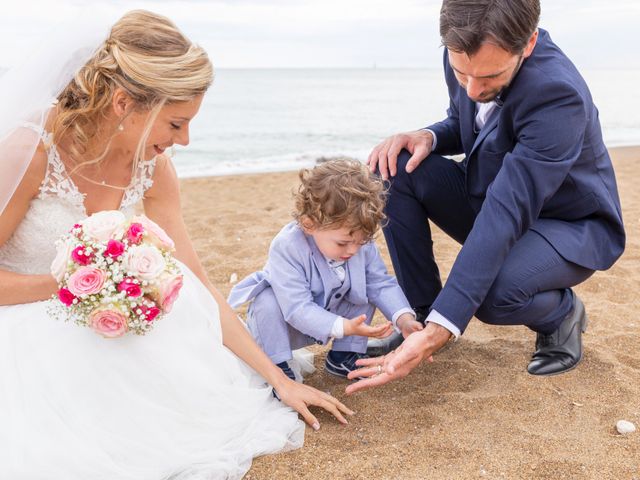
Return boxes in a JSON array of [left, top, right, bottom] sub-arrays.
[[276, 361, 296, 381], [324, 350, 368, 378]]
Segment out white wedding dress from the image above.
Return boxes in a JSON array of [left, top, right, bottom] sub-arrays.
[[0, 127, 304, 480]]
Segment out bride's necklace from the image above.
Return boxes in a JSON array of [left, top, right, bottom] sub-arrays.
[[61, 149, 135, 191], [58, 135, 135, 190], [74, 169, 134, 191]]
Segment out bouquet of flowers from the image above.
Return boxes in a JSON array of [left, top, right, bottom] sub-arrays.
[[48, 210, 183, 338]]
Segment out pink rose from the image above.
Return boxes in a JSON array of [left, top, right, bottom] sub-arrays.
[[89, 308, 128, 338], [117, 278, 142, 297], [156, 274, 183, 312], [126, 223, 144, 245], [139, 303, 161, 322], [82, 211, 126, 242], [71, 245, 94, 265], [130, 215, 175, 250], [57, 288, 76, 306], [67, 266, 106, 296], [121, 245, 166, 281], [51, 237, 75, 282], [105, 239, 125, 259]]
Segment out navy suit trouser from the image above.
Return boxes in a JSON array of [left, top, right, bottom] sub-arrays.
[[383, 151, 595, 334]]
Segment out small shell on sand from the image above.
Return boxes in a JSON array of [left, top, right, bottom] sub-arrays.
[[229, 272, 238, 284], [616, 420, 636, 435]]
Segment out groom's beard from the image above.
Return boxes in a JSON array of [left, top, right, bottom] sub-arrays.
[[473, 54, 525, 104]]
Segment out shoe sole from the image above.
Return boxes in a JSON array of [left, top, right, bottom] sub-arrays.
[[366, 332, 404, 357], [528, 299, 588, 377], [324, 357, 349, 378], [324, 358, 366, 380], [324, 366, 348, 379]]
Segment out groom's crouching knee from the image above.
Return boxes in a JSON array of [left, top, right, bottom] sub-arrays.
[[386, 149, 413, 184], [475, 275, 530, 326], [385, 149, 449, 188], [371, 149, 413, 184]]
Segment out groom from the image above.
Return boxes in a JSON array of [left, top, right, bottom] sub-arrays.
[[355, 0, 625, 389]]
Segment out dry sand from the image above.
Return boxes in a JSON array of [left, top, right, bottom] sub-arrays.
[[180, 147, 639, 479]]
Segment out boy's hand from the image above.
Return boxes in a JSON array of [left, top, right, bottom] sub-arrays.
[[343, 315, 393, 339], [396, 313, 424, 338]]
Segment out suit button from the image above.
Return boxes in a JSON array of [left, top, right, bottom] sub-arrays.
[[335, 293, 342, 299]]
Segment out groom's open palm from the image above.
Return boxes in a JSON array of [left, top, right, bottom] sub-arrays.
[[345, 323, 452, 394]]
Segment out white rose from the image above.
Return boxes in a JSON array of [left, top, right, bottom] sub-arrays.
[[82, 211, 126, 242], [130, 215, 176, 250], [121, 245, 166, 281], [50, 237, 75, 282]]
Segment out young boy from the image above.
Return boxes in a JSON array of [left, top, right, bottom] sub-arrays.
[[228, 160, 423, 380]]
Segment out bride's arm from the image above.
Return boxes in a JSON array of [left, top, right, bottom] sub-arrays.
[[0, 150, 57, 305], [143, 157, 353, 429]]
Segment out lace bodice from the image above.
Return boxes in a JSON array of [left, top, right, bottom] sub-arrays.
[[0, 126, 156, 275]]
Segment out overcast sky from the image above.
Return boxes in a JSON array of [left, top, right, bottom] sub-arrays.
[[0, 0, 637, 70]]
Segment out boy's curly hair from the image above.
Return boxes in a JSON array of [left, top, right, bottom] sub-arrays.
[[293, 159, 386, 241]]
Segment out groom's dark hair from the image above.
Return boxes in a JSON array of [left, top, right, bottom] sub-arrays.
[[440, 0, 540, 55]]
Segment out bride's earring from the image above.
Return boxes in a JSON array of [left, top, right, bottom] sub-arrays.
[[118, 124, 124, 131]]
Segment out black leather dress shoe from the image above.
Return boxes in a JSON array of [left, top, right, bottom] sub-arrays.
[[527, 295, 588, 376], [366, 331, 404, 357]]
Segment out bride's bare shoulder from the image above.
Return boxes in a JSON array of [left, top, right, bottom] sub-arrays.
[[0, 141, 48, 246], [145, 153, 180, 199], [2, 124, 49, 187], [17, 140, 49, 197]]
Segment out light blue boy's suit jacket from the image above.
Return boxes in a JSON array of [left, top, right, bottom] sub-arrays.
[[228, 222, 411, 344]]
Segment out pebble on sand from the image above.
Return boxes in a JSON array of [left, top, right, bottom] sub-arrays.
[[616, 420, 636, 435]]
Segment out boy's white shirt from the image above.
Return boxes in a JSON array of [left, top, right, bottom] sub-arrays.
[[325, 256, 415, 339]]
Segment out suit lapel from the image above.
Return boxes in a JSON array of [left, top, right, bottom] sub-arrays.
[[469, 103, 502, 157], [460, 94, 477, 155], [345, 249, 367, 305], [307, 235, 342, 307]]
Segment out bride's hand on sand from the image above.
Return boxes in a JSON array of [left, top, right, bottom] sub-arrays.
[[275, 379, 354, 431], [344, 323, 452, 395]]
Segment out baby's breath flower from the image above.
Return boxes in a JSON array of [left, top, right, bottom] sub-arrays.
[[50, 214, 179, 337]]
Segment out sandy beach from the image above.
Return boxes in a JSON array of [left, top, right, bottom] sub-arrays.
[[180, 146, 639, 480]]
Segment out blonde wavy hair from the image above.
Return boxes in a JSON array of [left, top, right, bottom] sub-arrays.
[[52, 10, 213, 182], [293, 159, 387, 241]]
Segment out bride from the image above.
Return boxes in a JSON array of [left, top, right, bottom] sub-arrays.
[[0, 9, 351, 480]]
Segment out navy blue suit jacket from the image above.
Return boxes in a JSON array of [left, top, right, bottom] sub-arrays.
[[427, 29, 625, 332]]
